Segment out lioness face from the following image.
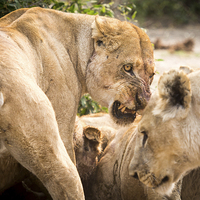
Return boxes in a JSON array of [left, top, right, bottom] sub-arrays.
[[129, 69, 193, 196], [86, 16, 155, 125]]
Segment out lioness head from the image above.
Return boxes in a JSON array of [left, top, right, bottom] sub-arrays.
[[86, 16, 155, 125], [128, 68, 199, 196]]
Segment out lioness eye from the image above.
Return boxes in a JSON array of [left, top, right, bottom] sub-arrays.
[[123, 64, 133, 73], [141, 131, 148, 147], [149, 73, 155, 79]]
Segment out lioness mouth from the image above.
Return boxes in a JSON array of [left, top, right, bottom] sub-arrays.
[[154, 176, 169, 189], [112, 101, 136, 125]]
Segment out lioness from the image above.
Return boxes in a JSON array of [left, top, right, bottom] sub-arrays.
[[129, 68, 200, 196], [83, 115, 181, 200], [0, 7, 154, 199]]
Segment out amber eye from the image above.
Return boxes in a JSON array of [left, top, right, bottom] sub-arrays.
[[123, 64, 133, 73]]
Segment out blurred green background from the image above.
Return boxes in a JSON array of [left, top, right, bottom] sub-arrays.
[[1, 0, 199, 116]]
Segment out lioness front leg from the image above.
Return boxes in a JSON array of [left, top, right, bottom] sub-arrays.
[[0, 84, 84, 200]]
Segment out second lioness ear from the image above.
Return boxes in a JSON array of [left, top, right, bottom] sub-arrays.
[[91, 16, 121, 52], [83, 126, 102, 142]]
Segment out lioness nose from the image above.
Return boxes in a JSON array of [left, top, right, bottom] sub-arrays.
[[135, 92, 146, 110]]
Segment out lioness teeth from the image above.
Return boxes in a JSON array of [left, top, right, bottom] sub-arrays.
[[121, 107, 126, 112], [118, 103, 136, 114], [118, 104, 125, 110]]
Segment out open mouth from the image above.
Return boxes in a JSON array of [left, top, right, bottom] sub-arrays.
[[111, 100, 137, 125]]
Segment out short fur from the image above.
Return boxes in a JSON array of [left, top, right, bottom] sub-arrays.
[[0, 117, 102, 197], [0, 7, 154, 199], [129, 68, 200, 196], [81, 115, 181, 200]]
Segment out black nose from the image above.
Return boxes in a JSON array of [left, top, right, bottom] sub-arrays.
[[132, 172, 139, 180]]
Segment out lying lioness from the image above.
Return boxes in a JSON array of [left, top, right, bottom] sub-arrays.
[[82, 114, 181, 200], [0, 7, 154, 199], [129, 67, 200, 197]]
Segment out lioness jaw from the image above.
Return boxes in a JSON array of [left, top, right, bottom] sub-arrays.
[[0, 7, 154, 200]]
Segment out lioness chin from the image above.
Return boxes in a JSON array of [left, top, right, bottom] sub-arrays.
[[129, 67, 200, 196], [0, 7, 154, 199]]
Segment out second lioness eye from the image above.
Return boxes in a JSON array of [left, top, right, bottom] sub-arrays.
[[123, 64, 133, 73], [141, 131, 148, 147]]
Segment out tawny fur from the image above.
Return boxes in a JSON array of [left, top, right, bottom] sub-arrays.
[[129, 67, 200, 197], [0, 117, 102, 198], [0, 7, 154, 199], [80, 115, 181, 200]]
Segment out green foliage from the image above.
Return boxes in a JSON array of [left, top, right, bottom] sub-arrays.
[[131, 0, 200, 25], [0, 0, 115, 17], [117, 2, 137, 21], [78, 94, 108, 116], [0, 0, 52, 18]]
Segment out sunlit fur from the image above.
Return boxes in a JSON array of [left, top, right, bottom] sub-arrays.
[[0, 7, 154, 199], [86, 16, 155, 125], [129, 68, 200, 196]]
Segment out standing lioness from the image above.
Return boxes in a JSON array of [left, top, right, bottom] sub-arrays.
[[0, 7, 154, 199]]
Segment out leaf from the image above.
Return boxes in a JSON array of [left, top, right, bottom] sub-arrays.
[[132, 11, 137, 19], [126, 6, 132, 11], [93, 5, 101, 8], [52, 2, 64, 9], [85, 9, 95, 15], [74, 3, 79, 12], [155, 59, 164, 61], [101, 5, 105, 13]]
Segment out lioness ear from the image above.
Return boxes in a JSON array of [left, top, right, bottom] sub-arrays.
[[153, 69, 192, 121], [179, 65, 194, 74], [91, 16, 121, 52], [83, 126, 102, 142]]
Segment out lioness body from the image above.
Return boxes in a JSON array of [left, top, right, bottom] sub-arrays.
[[83, 115, 181, 200], [0, 8, 154, 199]]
